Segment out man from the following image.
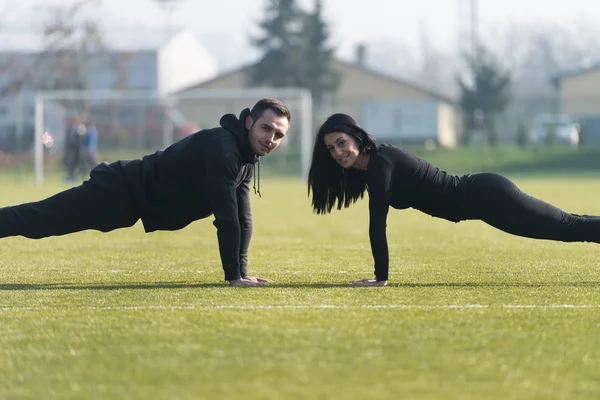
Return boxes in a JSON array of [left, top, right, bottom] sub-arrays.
[[0, 98, 291, 286], [81, 120, 98, 172], [63, 120, 83, 182]]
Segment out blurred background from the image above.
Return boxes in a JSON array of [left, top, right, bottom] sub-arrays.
[[2, 0, 600, 184]]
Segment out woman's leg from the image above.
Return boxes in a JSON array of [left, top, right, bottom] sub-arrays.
[[465, 173, 600, 243], [0, 162, 140, 239]]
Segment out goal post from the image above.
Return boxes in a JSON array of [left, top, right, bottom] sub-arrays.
[[33, 88, 313, 185]]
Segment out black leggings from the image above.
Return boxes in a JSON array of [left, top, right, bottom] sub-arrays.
[[463, 173, 600, 243], [0, 162, 140, 239]]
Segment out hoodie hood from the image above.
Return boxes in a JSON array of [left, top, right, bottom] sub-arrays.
[[219, 108, 263, 197], [219, 108, 259, 165]]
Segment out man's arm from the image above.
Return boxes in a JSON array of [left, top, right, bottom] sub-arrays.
[[236, 168, 253, 278], [205, 152, 243, 281]]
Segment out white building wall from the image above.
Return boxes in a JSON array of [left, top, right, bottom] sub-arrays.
[[158, 29, 219, 96]]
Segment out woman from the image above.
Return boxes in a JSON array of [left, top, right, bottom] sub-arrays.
[[308, 113, 600, 287]]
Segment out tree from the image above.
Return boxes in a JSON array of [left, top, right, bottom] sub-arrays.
[[248, 0, 306, 88], [299, 0, 339, 105], [0, 0, 28, 98], [0, 0, 133, 98], [457, 45, 511, 145], [492, 22, 600, 96], [36, 1, 106, 92]]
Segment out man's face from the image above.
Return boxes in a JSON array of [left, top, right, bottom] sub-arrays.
[[246, 109, 290, 156]]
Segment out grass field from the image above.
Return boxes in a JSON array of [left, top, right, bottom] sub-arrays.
[[1, 176, 600, 399]]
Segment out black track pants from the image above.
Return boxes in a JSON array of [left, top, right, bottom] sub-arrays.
[[0, 162, 140, 239], [464, 173, 600, 243]]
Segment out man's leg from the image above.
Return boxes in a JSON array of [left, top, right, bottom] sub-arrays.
[[0, 162, 140, 239], [465, 173, 600, 243]]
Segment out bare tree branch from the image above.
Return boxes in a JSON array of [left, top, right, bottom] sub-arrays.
[[0, 0, 131, 99]]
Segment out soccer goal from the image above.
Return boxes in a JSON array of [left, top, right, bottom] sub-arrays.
[[33, 88, 313, 185]]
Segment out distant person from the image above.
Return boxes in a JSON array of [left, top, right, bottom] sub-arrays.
[[308, 113, 600, 287], [63, 121, 83, 182], [81, 121, 98, 172], [0, 98, 290, 286]]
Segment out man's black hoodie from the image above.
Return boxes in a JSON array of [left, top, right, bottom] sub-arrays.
[[121, 108, 258, 281]]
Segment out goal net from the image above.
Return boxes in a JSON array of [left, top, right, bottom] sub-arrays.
[[29, 88, 312, 185]]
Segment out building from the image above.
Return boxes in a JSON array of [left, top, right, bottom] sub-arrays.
[[552, 64, 600, 145], [177, 46, 459, 149], [553, 63, 600, 116], [0, 28, 218, 95], [0, 29, 216, 151]]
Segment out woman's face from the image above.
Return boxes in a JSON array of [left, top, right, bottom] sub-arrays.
[[324, 132, 361, 169]]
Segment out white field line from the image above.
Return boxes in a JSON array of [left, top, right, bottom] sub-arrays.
[[32, 270, 359, 274], [1, 304, 600, 312]]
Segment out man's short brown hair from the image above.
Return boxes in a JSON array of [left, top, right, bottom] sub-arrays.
[[250, 98, 291, 123]]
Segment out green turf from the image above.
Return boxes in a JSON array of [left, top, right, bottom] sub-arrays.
[[1, 178, 600, 399]]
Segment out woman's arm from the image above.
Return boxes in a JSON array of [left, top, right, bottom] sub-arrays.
[[351, 159, 393, 286]]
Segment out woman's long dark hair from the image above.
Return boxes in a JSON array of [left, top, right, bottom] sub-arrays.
[[308, 113, 377, 214]]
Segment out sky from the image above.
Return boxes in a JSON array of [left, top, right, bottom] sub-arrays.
[[1, 0, 599, 71]]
